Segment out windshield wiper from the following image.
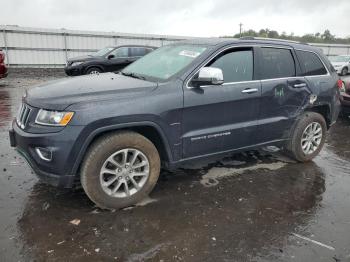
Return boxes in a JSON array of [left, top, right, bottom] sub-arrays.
[[119, 71, 146, 80]]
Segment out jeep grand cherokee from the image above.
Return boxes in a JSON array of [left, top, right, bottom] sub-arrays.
[[9, 38, 341, 209]]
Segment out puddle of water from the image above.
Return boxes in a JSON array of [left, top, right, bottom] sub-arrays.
[[201, 161, 286, 187], [126, 243, 169, 262], [136, 197, 158, 207], [121, 197, 158, 211]]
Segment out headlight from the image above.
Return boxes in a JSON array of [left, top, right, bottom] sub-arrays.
[[71, 61, 84, 67], [35, 109, 74, 126]]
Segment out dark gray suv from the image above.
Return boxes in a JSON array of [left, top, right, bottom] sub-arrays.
[[9, 38, 341, 209]]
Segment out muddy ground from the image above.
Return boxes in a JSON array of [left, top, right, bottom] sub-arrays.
[[0, 69, 350, 262]]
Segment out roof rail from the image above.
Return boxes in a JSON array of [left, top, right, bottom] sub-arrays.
[[239, 37, 309, 45]]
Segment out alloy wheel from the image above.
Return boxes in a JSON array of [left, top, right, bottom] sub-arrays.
[[99, 148, 150, 198], [301, 122, 323, 155]]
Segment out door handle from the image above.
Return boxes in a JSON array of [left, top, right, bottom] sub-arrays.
[[241, 88, 258, 94], [293, 83, 307, 88]]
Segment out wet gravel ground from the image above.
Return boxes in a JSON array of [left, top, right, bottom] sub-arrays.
[[0, 70, 350, 262]]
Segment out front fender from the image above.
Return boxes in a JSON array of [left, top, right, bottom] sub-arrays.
[[68, 121, 174, 176]]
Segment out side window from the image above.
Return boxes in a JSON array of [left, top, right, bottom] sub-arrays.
[[260, 48, 296, 79], [110, 47, 129, 58], [296, 50, 328, 76], [207, 49, 253, 83], [130, 47, 146, 57]]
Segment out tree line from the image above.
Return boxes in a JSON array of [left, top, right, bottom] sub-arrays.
[[224, 29, 350, 44]]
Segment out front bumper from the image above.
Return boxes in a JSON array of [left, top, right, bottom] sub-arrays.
[[9, 121, 84, 188], [340, 92, 350, 114], [64, 66, 83, 76], [0, 63, 8, 79]]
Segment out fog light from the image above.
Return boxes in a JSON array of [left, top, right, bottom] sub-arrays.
[[35, 147, 52, 161]]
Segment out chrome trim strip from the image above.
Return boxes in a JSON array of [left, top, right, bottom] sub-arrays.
[[16, 103, 31, 129], [242, 88, 258, 94], [260, 76, 302, 82], [35, 148, 52, 162], [294, 83, 307, 88], [222, 80, 260, 85], [186, 44, 296, 89]]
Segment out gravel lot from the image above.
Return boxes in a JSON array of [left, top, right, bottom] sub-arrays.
[[0, 69, 350, 262]]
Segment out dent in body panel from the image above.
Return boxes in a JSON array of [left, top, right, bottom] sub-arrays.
[[257, 78, 311, 143], [304, 75, 340, 123]]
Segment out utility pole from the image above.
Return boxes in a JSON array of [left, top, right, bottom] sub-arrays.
[[239, 23, 243, 37]]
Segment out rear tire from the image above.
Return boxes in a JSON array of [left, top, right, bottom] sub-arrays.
[[285, 112, 327, 162], [81, 131, 160, 210], [86, 67, 103, 75]]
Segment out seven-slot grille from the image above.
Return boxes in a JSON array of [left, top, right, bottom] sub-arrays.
[[16, 103, 32, 129]]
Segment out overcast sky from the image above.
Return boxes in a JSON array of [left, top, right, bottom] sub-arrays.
[[1, 0, 349, 38]]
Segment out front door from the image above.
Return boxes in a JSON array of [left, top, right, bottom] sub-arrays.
[[182, 47, 261, 158], [107, 47, 130, 72]]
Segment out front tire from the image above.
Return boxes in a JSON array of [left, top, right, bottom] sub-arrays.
[[341, 67, 348, 76], [285, 112, 327, 162], [86, 67, 103, 75], [81, 131, 160, 210]]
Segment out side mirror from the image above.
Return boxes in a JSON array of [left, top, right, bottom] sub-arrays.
[[191, 67, 224, 87], [107, 54, 115, 60]]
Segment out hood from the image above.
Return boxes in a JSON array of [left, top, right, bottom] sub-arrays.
[[331, 62, 346, 67], [25, 73, 158, 110], [67, 55, 100, 63]]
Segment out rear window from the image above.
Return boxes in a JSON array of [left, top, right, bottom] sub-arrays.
[[296, 50, 328, 76], [260, 48, 296, 79]]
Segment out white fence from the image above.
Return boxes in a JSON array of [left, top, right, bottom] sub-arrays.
[[1, 25, 350, 68], [0, 25, 195, 68], [311, 43, 350, 57]]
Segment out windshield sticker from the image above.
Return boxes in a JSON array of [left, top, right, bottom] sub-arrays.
[[179, 50, 201, 58]]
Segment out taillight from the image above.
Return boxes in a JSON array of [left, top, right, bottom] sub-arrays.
[[338, 80, 345, 92], [0, 52, 4, 64]]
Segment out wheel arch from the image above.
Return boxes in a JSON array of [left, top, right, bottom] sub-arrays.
[[305, 104, 331, 128], [85, 65, 104, 74], [71, 122, 173, 176]]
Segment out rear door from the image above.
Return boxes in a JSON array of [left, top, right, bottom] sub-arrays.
[[182, 46, 261, 158], [256, 46, 311, 144]]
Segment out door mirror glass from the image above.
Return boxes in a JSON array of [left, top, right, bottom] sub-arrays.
[[191, 67, 224, 87], [107, 54, 115, 60]]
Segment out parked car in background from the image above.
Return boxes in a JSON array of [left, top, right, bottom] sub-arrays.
[[329, 55, 350, 76], [340, 79, 350, 115], [10, 38, 341, 209], [0, 49, 8, 79], [64, 45, 156, 76]]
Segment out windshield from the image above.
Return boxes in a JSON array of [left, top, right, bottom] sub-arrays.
[[329, 56, 350, 63], [92, 47, 114, 57], [121, 44, 207, 81]]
